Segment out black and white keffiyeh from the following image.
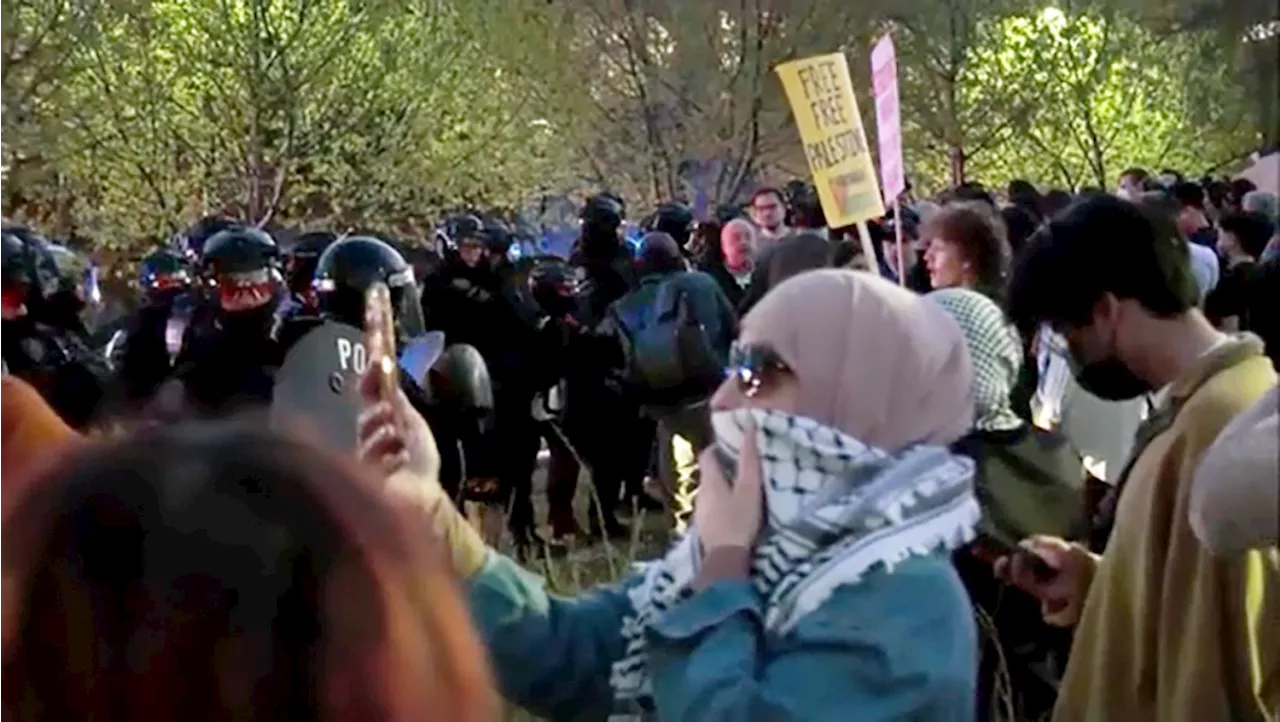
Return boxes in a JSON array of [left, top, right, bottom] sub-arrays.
[[607, 407, 980, 716], [927, 288, 1024, 432]]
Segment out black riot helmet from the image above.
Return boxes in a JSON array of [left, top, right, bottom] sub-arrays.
[[644, 202, 696, 248], [2, 225, 60, 319], [199, 226, 282, 313], [482, 216, 514, 259], [44, 243, 92, 313], [137, 248, 192, 305], [441, 213, 488, 268], [527, 255, 576, 317], [284, 231, 339, 304], [581, 194, 624, 233], [0, 231, 32, 321], [313, 235, 426, 342], [443, 213, 485, 247]]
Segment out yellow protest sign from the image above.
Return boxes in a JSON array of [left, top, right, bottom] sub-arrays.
[[776, 52, 885, 228]]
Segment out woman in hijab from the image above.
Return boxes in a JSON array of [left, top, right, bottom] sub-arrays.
[[927, 288, 1087, 721], [358, 269, 983, 721]]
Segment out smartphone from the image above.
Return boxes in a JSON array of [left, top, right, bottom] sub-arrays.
[[1010, 547, 1058, 583], [981, 537, 1058, 583], [364, 282, 399, 403]]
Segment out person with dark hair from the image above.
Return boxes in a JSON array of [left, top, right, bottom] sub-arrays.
[[1204, 179, 1232, 223], [1115, 168, 1149, 200], [1007, 179, 1044, 223], [2, 422, 498, 721], [1172, 181, 1216, 248], [1000, 204, 1040, 258], [599, 231, 736, 530], [1205, 211, 1275, 332], [748, 187, 790, 245], [1227, 177, 1257, 212], [947, 181, 997, 208], [1042, 189, 1074, 218], [921, 201, 1011, 303], [999, 195, 1279, 722]]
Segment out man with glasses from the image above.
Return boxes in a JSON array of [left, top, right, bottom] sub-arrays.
[[748, 187, 791, 246]]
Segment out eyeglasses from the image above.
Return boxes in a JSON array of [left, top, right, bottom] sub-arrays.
[[727, 341, 792, 397]]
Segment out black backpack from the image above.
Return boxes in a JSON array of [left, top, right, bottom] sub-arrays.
[[616, 278, 722, 397]]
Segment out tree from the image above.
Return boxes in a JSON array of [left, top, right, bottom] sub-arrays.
[[880, 0, 1047, 188], [539, 0, 887, 209], [6, 0, 577, 246], [964, 9, 1256, 189], [1, 0, 100, 223]]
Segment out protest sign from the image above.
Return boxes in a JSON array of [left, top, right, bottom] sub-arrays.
[[775, 52, 885, 229], [870, 34, 907, 283], [871, 34, 904, 204]]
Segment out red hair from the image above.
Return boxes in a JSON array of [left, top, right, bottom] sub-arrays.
[[2, 423, 496, 722]]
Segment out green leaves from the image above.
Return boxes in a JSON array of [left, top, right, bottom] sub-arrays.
[[3, 0, 574, 247], [893, 5, 1257, 192]]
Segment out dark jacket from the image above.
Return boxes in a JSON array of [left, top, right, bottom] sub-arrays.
[[601, 269, 738, 406], [571, 244, 637, 328], [699, 259, 749, 310]]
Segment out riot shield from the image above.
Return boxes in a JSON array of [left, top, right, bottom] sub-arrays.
[[269, 320, 368, 452], [398, 330, 446, 386]]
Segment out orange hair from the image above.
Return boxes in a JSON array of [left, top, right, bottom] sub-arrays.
[[1, 376, 81, 520]]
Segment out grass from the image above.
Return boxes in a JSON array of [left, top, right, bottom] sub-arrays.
[[483, 457, 668, 721]]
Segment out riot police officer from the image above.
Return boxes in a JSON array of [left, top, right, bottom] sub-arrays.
[[108, 248, 196, 405], [311, 234, 494, 503], [168, 225, 286, 416], [43, 243, 96, 334], [571, 193, 636, 327], [425, 215, 551, 547], [561, 194, 645, 538], [2, 225, 115, 428], [643, 202, 696, 253]]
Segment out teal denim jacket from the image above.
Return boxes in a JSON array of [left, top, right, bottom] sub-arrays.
[[466, 551, 977, 722]]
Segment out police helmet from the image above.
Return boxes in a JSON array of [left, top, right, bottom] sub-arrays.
[[199, 226, 281, 312], [2, 225, 61, 317], [137, 248, 192, 302], [0, 231, 32, 318], [314, 235, 425, 341], [284, 231, 339, 296], [425, 343, 494, 411], [481, 217, 514, 257], [644, 203, 696, 247], [527, 255, 576, 317], [443, 213, 485, 247], [580, 194, 625, 231]]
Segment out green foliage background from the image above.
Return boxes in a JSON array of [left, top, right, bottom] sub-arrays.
[[2, 0, 1274, 249]]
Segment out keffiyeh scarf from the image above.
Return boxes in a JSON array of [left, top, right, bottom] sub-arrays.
[[927, 288, 1025, 432], [608, 408, 980, 716]]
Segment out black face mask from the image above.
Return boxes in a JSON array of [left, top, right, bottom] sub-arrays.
[[1069, 353, 1150, 401]]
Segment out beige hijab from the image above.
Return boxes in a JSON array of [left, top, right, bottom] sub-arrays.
[[741, 269, 974, 451]]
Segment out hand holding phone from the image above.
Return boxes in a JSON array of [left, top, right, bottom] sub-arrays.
[[364, 282, 399, 404]]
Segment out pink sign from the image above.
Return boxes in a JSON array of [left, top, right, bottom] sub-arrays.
[[870, 34, 904, 203]]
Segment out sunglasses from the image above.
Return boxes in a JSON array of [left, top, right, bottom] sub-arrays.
[[727, 342, 792, 397]]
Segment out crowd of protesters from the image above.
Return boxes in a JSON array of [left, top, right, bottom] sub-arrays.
[[2, 165, 1278, 722]]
